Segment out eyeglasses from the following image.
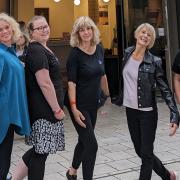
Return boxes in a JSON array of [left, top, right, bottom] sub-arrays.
[[33, 25, 49, 32]]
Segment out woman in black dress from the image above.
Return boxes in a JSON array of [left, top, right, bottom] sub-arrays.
[[66, 16, 109, 180]]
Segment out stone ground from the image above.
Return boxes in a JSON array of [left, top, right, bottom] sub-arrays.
[[10, 100, 180, 179]]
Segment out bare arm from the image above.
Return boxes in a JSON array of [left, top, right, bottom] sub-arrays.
[[101, 75, 110, 97], [68, 81, 77, 109], [173, 73, 180, 104], [68, 81, 86, 127], [35, 69, 65, 120]]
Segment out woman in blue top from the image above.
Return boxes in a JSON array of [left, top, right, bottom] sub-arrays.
[[0, 13, 30, 179]]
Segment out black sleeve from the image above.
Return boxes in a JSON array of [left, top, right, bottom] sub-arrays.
[[155, 57, 179, 125], [172, 50, 180, 74], [26, 44, 49, 74], [98, 44, 106, 76], [66, 48, 78, 83]]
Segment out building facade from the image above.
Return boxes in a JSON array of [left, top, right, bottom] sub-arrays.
[[1, 0, 180, 95], [116, 0, 180, 89]]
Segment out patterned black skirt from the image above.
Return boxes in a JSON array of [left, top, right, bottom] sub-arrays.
[[26, 118, 65, 154]]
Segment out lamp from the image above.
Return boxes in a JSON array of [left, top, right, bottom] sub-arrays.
[[103, 0, 110, 2], [54, 0, 61, 2], [74, 0, 80, 6]]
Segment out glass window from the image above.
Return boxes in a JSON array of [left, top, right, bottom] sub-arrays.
[[123, 0, 167, 74]]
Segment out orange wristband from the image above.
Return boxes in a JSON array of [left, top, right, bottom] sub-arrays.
[[70, 101, 76, 106], [54, 108, 62, 114]]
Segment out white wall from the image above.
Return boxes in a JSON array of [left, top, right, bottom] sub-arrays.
[[16, 0, 117, 45], [14, 0, 34, 23]]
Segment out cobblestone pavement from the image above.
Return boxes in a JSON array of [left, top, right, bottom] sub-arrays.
[[10, 101, 180, 180]]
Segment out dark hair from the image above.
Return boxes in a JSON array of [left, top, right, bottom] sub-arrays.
[[18, 21, 26, 31]]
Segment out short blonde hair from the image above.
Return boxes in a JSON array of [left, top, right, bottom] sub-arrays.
[[0, 13, 21, 43], [134, 23, 156, 49], [70, 16, 100, 47]]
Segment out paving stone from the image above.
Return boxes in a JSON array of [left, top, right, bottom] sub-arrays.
[[115, 171, 139, 180], [9, 102, 180, 179]]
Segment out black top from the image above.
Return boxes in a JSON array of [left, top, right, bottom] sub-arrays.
[[66, 44, 105, 110], [18, 45, 28, 63], [172, 50, 180, 74], [25, 42, 63, 124]]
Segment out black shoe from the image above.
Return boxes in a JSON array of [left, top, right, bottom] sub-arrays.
[[66, 170, 77, 180]]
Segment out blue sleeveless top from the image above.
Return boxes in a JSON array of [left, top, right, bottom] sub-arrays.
[[0, 43, 31, 143]]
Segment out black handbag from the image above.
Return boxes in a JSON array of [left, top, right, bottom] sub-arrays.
[[111, 92, 123, 106], [111, 69, 123, 106], [98, 90, 108, 109]]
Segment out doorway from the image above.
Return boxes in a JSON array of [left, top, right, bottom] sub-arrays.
[[123, 0, 167, 75]]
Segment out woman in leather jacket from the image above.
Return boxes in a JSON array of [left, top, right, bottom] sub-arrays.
[[122, 23, 179, 180]]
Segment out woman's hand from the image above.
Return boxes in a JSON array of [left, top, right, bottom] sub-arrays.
[[72, 108, 86, 128], [169, 123, 178, 136], [54, 108, 65, 120]]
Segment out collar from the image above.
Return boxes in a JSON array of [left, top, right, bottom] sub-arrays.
[[125, 46, 153, 64], [0, 43, 9, 51], [0, 43, 16, 55]]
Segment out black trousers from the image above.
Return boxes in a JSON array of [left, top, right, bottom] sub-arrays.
[[0, 125, 14, 180], [68, 108, 98, 180], [22, 148, 48, 180], [126, 107, 170, 180]]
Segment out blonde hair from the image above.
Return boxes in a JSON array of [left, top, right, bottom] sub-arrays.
[[70, 16, 100, 47], [134, 23, 156, 49], [16, 32, 29, 51], [27, 16, 47, 38], [0, 13, 21, 43]]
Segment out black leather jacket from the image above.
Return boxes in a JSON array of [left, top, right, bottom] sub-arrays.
[[121, 46, 179, 125]]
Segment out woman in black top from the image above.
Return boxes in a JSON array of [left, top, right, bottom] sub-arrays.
[[66, 16, 109, 180], [12, 16, 65, 180]]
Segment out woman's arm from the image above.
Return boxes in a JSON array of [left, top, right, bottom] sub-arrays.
[[101, 75, 110, 97], [68, 81, 86, 128], [173, 73, 180, 104], [35, 68, 65, 120], [155, 58, 179, 135], [0, 54, 4, 81]]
